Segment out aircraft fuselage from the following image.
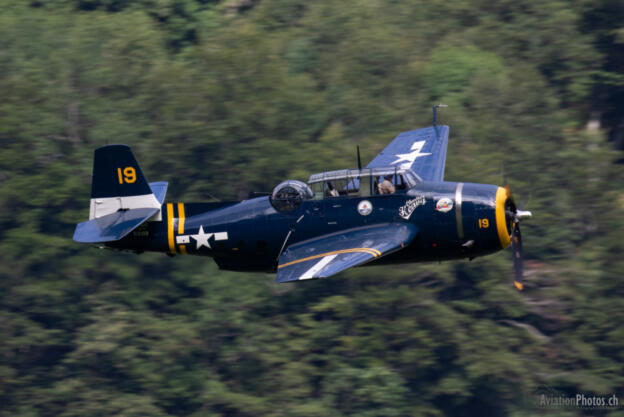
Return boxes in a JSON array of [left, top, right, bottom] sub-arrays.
[[108, 181, 512, 273]]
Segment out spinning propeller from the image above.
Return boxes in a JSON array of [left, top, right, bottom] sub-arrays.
[[504, 186, 532, 291]]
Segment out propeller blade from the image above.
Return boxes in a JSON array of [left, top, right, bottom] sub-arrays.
[[511, 221, 524, 291]]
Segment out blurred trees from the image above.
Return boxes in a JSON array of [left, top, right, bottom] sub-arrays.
[[0, 1, 622, 416]]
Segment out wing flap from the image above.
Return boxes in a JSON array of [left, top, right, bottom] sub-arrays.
[[276, 223, 418, 283], [366, 126, 449, 182]]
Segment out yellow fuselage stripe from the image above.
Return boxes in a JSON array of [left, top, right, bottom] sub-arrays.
[[178, 203, 186, 254], [177, 203, 185, 234], [177, 202, 187, 254], [278, 248, 381, 269], [495, 187, 511, 249], [167, 203, 176, 254]]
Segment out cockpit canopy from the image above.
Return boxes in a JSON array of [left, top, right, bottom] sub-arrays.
[[307, 167, 420, 200]]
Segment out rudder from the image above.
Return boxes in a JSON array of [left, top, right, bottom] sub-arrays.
[[89, 145, 160, 220], [74, 145, 164, 243], [92, 144, 152, 199]]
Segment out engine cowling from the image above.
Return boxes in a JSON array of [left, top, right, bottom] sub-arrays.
[[270, 180, 313, 212]]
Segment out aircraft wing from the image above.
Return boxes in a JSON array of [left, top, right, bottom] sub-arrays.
[[276, 223, 418, 283], [366, 126, 449, 182]]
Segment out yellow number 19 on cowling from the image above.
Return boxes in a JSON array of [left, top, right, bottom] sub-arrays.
[[117, 167, 136, 184], [478, 218, 489, 228]]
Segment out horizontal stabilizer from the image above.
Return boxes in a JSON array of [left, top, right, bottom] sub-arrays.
[[73, 208, 159, 243], [276, 223, 418, 283], [149, 182, 168, 204]]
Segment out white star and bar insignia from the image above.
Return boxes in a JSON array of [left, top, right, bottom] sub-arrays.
[[176, 226, 228, 249], [391, 140, 431, 169]]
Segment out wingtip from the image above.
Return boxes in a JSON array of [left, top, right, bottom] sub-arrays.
[[514, 281, 524, 291]]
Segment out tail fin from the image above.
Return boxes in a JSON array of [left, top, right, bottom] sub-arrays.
[[74, 145, 165, 243], [89, 145, 160, 220]]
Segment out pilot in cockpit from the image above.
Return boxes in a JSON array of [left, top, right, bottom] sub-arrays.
[[377, 175, 395, 194], [325, 181, 339, 197]]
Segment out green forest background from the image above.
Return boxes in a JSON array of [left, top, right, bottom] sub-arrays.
[[1, 0, 623, 416]]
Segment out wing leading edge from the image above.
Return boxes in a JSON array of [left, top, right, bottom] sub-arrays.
[[276, 223, 418, 283], [366, 126, 449, 182]]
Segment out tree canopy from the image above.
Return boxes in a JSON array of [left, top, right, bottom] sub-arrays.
[[0, 1, 623, 416]]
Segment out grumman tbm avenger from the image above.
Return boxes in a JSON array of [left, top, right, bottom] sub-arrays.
[[73, 108, 532, 290]]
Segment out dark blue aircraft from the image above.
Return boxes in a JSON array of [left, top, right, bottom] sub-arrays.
[[74, 115, 532, 290]]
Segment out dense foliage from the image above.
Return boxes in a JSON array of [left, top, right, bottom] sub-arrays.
[[1, 1, 623, 416]]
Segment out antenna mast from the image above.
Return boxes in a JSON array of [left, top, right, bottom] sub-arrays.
[[432, 103, 447, 127]]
